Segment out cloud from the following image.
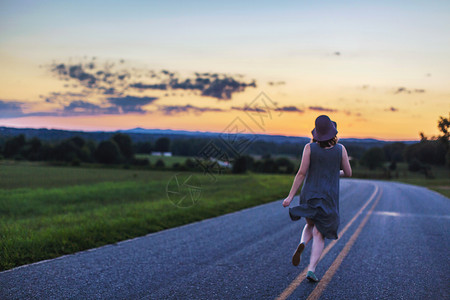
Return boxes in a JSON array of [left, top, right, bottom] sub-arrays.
[[42, 91, 89, 104], [130, 83, 168, 90], [63, 100, 119, 115], [132, 74, 256, 100], [158, 104, 225, 115], [201, 77, 255, 100], [49, 58, 257, 100], [308, 106, 338, 113], [0, 100, 25, 118], [274, 106, 304, 113], [107, 95, 158, 113], [53, 64, 97, 88], [267, 81, 286, 86], [0, 95, 159, 119], [48, 59, 133, 98], [385, 106, 399, 112], [394, 87, 426, 94], [231, 106, 266, 112], [333, 51, 341, 56], [231, 104, 303, 114]]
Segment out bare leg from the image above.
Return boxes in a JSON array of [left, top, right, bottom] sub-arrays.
[[300, 218, 314, 245], [308, 225, 324, 272]]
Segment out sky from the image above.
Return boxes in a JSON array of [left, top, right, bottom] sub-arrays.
[[0, 0, 449, 140]]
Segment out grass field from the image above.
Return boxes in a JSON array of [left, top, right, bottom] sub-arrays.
[[0, 160, 448, 271], [135, 154, 187, 166]]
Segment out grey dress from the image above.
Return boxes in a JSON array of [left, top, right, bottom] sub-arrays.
[[289, 142, 342, 239]]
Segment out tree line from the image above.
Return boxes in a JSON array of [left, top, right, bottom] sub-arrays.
[[0, 115, 448, 175], [356, 114, 449, 175]]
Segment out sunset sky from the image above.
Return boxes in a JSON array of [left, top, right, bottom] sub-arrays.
[[0, 0, 449, 140]]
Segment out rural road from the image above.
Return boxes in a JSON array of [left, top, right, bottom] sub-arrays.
[[1, 179, 449, 299]]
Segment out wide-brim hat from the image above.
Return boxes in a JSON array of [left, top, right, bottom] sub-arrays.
[[311, 115, 338, 141]]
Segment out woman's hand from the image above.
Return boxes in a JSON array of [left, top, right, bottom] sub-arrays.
[[282, 197, 292, 207]]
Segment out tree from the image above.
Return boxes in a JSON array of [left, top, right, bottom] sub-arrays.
[[111, 133, 134, 160], [404, 140, 446, 165], [154, 137, 170, 152], [3, 134, 26, 158], [360, 147, 385, 170], [134, 141, 152, 154], [232, 156, 252, 174], [155, 159, 165, 168], [261, 157, 277, 173], [69, 136, 85, 148], [184, 158, 197, 170], [23, 137, 42, 161], [52, 139, 80, 162], [383, 142, 406, 162], [437, 113, 450, 167], [275, 157, 295, 174], [94, 140, 122, 164], [437, 114, 449, 143]]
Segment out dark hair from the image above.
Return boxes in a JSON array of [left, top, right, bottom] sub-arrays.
[[312, 136, 338, 148]]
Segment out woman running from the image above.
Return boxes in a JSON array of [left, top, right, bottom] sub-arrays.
[[282, 115, 352, 282]]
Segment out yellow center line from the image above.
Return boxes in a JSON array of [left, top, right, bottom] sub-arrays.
[[307, 189, 383, 300], [276, 184, 380, 300]]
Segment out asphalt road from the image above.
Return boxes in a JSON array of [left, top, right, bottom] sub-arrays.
[[1, 179, 449, 299]]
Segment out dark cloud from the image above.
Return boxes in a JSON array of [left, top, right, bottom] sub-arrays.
[[386, 106, 399, 112], [0, 100, 25, 118], [308, 106, 338, 113], [48, 59, 132, 97], [231, 105, 303, 114], [0, 99, 76, 118], [274, 106, 304, 113], [132, 74, 256, 100], [394, 87, 426, 94], [130, 83, 167, 90], [53, 64, 97, 87], [43, 91, 89, 104], [107, 95, 158, 113], [63, 100, 119, 115], [231, 106, 266, 113], [334, 51, 341, 56], [158, 104, 225, 115], [49, 59, 257, 100]]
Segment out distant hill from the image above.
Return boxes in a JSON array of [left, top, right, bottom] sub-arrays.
[[0, 126, 418, 148]]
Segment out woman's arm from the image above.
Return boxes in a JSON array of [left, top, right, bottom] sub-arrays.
[[340, 145, 352, 177], [282, 143, 311, 207]]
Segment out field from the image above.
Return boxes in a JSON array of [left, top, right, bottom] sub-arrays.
[[135, 154, 187, 166], [1, 160, 448, 271]]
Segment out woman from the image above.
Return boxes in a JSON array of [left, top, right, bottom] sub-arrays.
[[282, 115, 352, 282]]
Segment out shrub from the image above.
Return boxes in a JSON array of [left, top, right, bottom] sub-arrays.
[[232, 156, 248, 174], [408, 159, 422, 172], [155, 159, 165, 168], [360, 147, 385, 170], [132, 157, 150, 167], [94, 140, 122, 164]]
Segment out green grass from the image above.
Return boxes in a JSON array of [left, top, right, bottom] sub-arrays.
[[0, 162, 293, 271], [135, 154, 187, 166], [349, 162, 450, 198], [0, 160, 167, 189]]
